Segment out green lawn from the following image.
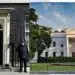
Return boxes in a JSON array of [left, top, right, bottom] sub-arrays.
[[30, 63, 75, 72]]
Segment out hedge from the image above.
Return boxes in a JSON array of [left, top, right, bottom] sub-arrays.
[[38, 57, 75, 63]]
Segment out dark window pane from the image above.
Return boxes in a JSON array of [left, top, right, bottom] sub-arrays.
[[0, 24, 2, 29], [53, 52, 56, 57], [53, 41, 56, 47], [61, 52, 63, 57], [45, 52, 48, 57], [25, 15, 29, 23], [61, 44, 64, 47], [72, 52, 75, 57]]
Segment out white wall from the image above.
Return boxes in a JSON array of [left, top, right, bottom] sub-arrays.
[[41, 32, 67, 57]]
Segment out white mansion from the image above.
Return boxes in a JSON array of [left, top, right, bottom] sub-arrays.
[[40, 28, 75, 57]]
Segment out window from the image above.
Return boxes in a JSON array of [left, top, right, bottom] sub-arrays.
[[25, 15, 29, 32], [26, 24, 29, 31], [25, 15, 29, 51], [61, 52, 63, 57], [53, 52, 56, 57], [60, 44, 64, 47], [53, 41, 56, 47], [72, 52, 75, 57], [25, 15, 29, 23], [0, 24, 2, 29], [45, 52, 48, 57]]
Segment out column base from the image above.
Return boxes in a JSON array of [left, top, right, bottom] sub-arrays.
[[5, 64, 10, 68]]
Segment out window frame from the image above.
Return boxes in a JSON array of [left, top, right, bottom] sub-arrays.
[[53, 52, 56, 57], [60, 44, 64, 47], [61, 52, 64, 57], [53, 41, 56, 47]]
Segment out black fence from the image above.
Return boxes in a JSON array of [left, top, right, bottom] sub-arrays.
[[10, 43, 20, 67]]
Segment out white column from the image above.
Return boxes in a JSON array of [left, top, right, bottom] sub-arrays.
[[3, 17, 7, 65], [6, 14, 10, 64], [66, 37, 70, 57]]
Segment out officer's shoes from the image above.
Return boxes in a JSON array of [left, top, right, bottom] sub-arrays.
[[19, 70, 22, 72]]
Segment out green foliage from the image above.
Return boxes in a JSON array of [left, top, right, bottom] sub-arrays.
[[29, 8, 52, 59], [29, 24, 39, 58], [38, 57, 75, 63], [29, 8, 38, 22], [29, 23, 52, 59], [41, 30, 52, 48], [29, 51, 34, 59]]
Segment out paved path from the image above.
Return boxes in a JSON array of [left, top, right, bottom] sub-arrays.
[[0, 66, 30, 72], [0, 72, 29, 75], [0, 72, 74, 75]]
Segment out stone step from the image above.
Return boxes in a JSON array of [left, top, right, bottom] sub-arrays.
[[0, 66, 30, 73]]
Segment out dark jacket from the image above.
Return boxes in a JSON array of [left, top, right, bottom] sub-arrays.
[[18, 44, 28, 59]]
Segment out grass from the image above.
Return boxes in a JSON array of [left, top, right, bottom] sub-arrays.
[[30, 63, 75, 72]]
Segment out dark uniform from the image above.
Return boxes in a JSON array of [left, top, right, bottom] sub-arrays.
[[18, 42, 28, 72]]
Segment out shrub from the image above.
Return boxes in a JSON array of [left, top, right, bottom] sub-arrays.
[[37, 57, 48, 62], [38, 57, 75, 63]]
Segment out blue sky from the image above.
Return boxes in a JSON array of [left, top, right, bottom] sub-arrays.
[[30, 2, 75, 30]]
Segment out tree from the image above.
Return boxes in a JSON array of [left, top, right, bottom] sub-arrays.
[[29, 24, 52, 60], [29, 8, 39, 59], [41, 27, 52, 58], [38, 26, 52, 59], [29, 8, 38, 22], [29, 8, 52, 60], [29, 24, 39, 58]]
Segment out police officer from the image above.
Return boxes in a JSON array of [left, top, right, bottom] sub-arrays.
[[18, 40, 28, 72]]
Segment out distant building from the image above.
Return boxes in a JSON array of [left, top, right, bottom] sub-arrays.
[[41, 28, 75, 57]]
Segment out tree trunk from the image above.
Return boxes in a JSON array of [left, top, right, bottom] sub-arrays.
[[45, 47, 48, 58], [45, 47, 49, 62], [37, 51, 40, 62]]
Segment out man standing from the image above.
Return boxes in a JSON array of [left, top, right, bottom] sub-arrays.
[[18, 40, 28, 72]]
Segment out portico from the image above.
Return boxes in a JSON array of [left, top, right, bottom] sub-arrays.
[[66, 29, 75, 57], [0, 13, 10, 65]]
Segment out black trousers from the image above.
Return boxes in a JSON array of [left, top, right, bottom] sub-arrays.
[[19, 58, 27, 72]]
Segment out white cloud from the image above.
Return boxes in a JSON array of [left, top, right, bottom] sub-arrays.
[[37, 13, 56, 27], [53, 12, 67, 23], [36, 12, 73, 30], [52, 11, 73, 28]]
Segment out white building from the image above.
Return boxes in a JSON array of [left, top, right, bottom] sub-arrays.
[[41, 28, 75, 57]]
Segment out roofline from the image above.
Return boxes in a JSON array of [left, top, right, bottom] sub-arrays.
[[0, 3, 29, 5]]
